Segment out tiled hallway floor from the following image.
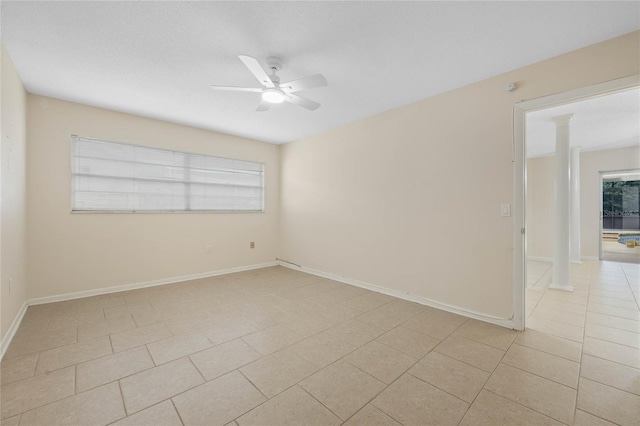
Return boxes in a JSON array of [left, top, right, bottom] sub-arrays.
[[1, 264, 639, 425], [526, 259, 639, 425]]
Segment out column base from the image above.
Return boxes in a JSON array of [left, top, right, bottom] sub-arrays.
[[549, 283, 574, 292]]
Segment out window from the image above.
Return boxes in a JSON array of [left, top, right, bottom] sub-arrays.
[[602, 177, 640, 230], [71, 136, 264, 212]]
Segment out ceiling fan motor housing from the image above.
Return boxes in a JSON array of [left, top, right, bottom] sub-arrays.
[[266, 56, 283, 72], [266, 57, 283, 85]]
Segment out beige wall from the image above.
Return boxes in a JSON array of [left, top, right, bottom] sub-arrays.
[[1, 45, 28, 340], [27, 96, 280, 299], [527, 146, 640, 260], [526, 154, 555, 259], [280, 31, 640, 319]]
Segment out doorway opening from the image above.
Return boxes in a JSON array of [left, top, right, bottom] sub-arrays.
[[601, 170, 640, 263], [512, 75, 640, 331]]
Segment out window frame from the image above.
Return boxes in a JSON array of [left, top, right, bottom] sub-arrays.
[[70, 135, 266, 214]]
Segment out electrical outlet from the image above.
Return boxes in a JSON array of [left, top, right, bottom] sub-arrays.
[[250, 242, 255, 249], [9, 277, 12, 294], [206, 244, 212, 253]]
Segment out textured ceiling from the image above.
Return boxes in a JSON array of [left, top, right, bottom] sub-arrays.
[[526, 88, 640, 158], [1, 1, 639, 144]]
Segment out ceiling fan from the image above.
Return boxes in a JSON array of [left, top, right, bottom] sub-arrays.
[[210, 55, 327, 111]]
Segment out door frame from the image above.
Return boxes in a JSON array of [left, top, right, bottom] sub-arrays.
[[512, 74, 639, 331]]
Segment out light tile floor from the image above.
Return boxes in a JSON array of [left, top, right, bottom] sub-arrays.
[[1, 264, 638, 425], [526, 259, 640, 425]]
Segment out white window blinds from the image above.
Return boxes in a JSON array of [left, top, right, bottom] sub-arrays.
[[71, 136, 264, 212]]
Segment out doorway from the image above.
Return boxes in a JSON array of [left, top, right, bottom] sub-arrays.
[[600, 170, 640, 263], [512, 75, 640, 330]]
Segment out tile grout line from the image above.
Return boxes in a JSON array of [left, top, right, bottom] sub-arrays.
[[235, 321, 424, 424], [169, 398, 186, 426], [496, 359, 580, 392], [116, 379, 129, 419], [573, 259, 597, 422], [511, 337, 582, 363], [186, 356, 206, 383], [340, 319, 475, 424], [584, 261, 636, 424], [115, 362, 204, 417], [5, 375, 102, 421], [620, 264, 640, 312], [575, 262, 601, 423], [407, 369, 479, 407], [313, 358, 406, 425], [583, 326, 640, 350], [464, 330, 581, 425], [236, 368, 271, 411], [298, 383, 352, 424], [481, 388, 563, 424], [373, 325, 442, 359], [506, 341, 581, 365]]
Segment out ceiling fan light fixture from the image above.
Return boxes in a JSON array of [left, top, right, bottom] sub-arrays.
[[262, 88, 285, 104], [210, 55, 326, 111]]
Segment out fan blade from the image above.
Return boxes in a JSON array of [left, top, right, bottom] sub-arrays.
[[210, 85, 262, 92], [256, 100, 270, 112], [285, 94, 321, 111], [239, 55, 275, 88], [280, 74, 328, 93]]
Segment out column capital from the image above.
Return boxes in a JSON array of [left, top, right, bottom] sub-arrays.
[[552, 113, 574, 126]]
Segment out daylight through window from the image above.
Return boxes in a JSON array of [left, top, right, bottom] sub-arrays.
[[71, 136, 264, 212]]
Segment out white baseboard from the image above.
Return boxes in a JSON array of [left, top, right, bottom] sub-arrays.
[[0, 261, 278, 360], [527, 255, 600, 262], [1, 301, 28, 360], [581, 256, 599, 261], [28, 261, 279, 306], [526, 256, 553, 263], [2, 258, 520, 359], [277, 260, 515, 330]]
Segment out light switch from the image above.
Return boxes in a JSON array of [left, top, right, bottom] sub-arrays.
[[501, 204, 511, 217]]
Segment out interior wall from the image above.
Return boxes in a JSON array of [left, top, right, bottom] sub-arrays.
[[279, 31, 640, 319], [27, 95, 280, 299], [525, 154, 555, 260], [527, 146, 640, 260], [1, 45, 28, 340]]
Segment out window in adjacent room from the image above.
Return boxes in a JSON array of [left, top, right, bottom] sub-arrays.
[[71, 136, 264, 212]]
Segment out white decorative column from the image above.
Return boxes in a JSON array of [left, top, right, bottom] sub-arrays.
[[570, 146, 582, 263], [550, 114, 574, 292]]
